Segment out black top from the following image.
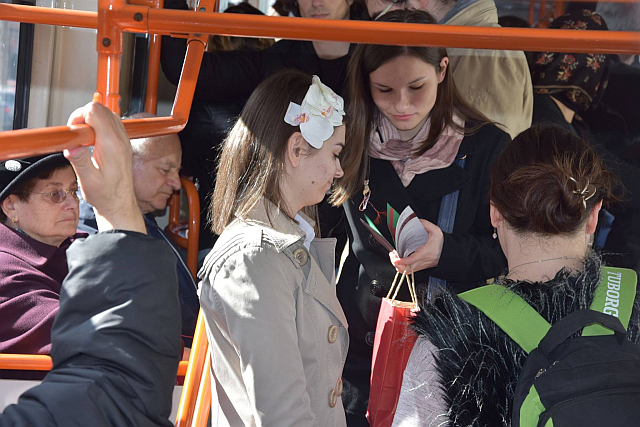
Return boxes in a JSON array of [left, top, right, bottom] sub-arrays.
[[0, 232, 181, 427], [160, 0, 352, 101], [533, 94, 640, 271], [337, 123, 510, 424]]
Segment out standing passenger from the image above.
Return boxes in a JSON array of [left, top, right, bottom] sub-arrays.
[[333, 10, 509, 426], [199, 70, 360, 426], [363, 0, 533, 138]]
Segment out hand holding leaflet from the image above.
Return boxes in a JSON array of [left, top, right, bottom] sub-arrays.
[[359, 205, 429, 258]]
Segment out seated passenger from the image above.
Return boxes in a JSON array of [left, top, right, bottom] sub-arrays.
[[336, 10, 509, 425], [199, 70, 360, 426], [77, 124, 199, 347], [391, 125, 637, 426], [362, 0, 533, 138], [530, 9, 640, 270], [0, 154, 83, 356], [0, 102, 181, 427]]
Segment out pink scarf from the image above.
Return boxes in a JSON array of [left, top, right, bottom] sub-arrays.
[[369, 113, 465, 186]]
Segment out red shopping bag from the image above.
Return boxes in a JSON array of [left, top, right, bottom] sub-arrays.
[[366, 271, 419, 427]]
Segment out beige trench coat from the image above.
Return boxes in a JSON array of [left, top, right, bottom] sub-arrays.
[[199, 199, 349, 427]]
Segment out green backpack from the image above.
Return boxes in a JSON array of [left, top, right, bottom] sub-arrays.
[[460, 266, 640, 427]]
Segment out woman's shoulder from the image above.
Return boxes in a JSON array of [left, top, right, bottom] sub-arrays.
[[460, 121, 511, 157], [200, 220, 296, 280]]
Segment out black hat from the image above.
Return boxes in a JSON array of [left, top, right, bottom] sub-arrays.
[[0, 153, 71, 203]]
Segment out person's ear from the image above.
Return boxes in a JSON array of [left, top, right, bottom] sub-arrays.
[[585, 200, 603, 235], [2, 196, 17, 222], [489, 202, 503, 229], [437, 57, 449, 83], [285, 132, 306, 169]]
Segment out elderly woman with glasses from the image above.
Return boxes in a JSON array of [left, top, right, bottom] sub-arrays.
[[0, 153, 84, 360]]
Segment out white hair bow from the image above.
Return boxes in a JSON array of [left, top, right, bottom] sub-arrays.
[[284, 75, 345, 149]]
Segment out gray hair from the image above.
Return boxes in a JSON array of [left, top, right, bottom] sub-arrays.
[[595, 2, 640, 32]]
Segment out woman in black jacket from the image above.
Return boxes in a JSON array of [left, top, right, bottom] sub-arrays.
[[329, 10, 509, 426]]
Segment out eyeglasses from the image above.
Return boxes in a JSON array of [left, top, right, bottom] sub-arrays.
[[21, 189, 81, 203]]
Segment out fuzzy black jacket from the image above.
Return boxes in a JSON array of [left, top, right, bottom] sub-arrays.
[[413, 256, 640, 426]]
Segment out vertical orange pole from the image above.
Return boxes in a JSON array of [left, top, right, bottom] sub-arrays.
[[539, 0, 547, 27], [529, 0, 535, 27], [145, 33, 161, 114], [554, 0, 564, 19], [96, 0, 123, 114], [145, 0, 164, 114]]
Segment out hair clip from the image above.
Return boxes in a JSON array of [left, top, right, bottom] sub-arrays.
[[569, 176, 597, 210], [284, 75, 344, 149]]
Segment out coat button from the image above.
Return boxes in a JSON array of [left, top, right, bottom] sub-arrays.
[[293, 248, 308, 266], [368, 234, 380, 248], [365, 331, 375, 346], [337, 378, 343, 396], [328, 325, 338, 343], [370, 280, 384, 297], [329, 389, 338, 408]]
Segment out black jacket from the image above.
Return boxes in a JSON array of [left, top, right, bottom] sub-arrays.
[[0, 231, 182, 427], [160, 0, 352, 101], [533, 94, 640, 271], [336, 123, 509, 424]]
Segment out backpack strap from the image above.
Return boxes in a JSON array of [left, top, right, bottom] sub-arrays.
[[583, 266, 637, 336], [459, 284, 550, 354]]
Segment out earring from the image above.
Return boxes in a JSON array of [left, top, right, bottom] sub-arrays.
[[492, 228, 497, 239], [11, 217, 18, 223]]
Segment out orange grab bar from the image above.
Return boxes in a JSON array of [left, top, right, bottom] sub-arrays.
[[165, 177, 201, 279], [0, 354, 189, 376], [0, 3, 638, 55], [192, 355, 212, 427], [175, 311, 209, 427], [0, 35, 204, 160]]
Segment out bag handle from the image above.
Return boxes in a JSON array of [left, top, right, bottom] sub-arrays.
[[539, 309, 627, 356], [386, 267, 418, 311], [460, 284, 550, 354]]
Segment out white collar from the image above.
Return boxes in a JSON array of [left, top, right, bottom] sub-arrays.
[[294, 213, 316, 250]]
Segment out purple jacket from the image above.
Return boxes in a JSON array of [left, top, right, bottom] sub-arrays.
[[0, 223, 84, 354]]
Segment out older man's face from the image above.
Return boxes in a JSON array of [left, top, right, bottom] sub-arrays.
[[365, 0, 431, 19], [132, 135, 182, 214]]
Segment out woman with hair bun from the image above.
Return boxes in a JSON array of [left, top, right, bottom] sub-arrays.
[[391, 125, 640, 426]]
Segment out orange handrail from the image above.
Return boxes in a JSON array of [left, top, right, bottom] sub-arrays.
[[0, 35, 204, 160], [192, 355, 212, 427], [0, 3, 638, 54], [175, 312, 210, 427], [165, 177, 200, 278], [0, 354, 189, 376]]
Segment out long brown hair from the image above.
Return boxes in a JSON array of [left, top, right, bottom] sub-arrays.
[[333, 9, 491, 203], [211, 70, 357, 234]]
